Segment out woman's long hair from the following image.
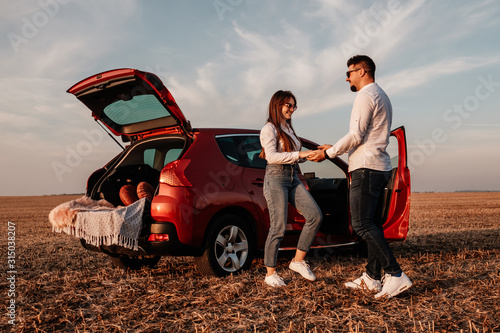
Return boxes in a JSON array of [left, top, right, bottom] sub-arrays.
[[259, 90, 299, 159]]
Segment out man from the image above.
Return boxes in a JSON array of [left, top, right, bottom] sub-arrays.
[[308, 55, 412, 298]]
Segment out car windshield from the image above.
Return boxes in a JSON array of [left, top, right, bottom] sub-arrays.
[[103, 95, 172, 126]]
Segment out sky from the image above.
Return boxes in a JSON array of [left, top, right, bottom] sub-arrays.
[[1, 0, 499, 196]]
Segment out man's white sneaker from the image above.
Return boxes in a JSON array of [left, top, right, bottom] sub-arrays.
[[289, 259, 316, 281], [265, 272, 286, 287], [345, 272, 382, 292], [374, 272, 412, 299]]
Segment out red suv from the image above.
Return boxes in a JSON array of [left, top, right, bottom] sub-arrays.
[[67, 68, 411, 276]]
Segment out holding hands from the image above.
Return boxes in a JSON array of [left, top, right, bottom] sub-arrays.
[[299, 150, 315, 159], [307, 144, 332, 162]]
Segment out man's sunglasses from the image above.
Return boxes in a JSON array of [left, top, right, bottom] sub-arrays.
[[346, 68, 362, 78]]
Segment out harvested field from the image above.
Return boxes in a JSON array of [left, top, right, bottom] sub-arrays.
[[1, 192, 499, 332]]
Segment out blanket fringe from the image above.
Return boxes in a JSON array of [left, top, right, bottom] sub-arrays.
[[53, 226, 139, 251]]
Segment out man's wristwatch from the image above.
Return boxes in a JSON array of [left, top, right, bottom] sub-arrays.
[[323, 150, 328, 159]]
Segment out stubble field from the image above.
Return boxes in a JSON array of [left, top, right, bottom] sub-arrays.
[[1, 192, 499, 332]]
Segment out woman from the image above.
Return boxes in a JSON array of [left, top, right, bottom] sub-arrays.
[[259, 90, 323, 287]]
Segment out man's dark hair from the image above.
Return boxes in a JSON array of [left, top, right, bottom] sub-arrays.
[[347, 55, 376, 79]]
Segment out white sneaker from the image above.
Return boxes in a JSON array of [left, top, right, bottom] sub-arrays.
[[289, 259, 316, 281], [374, 272, 412, 299], [265, 272, 286, 287], [345, 272, 382, 292]]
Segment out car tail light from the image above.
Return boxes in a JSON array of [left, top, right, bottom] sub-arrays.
[[159, 159, 193, 187], [148, 234, 170, 242]]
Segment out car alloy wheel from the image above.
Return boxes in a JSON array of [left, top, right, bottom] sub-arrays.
[[195, 214, 255, 276], [214, 224, 249, 272]]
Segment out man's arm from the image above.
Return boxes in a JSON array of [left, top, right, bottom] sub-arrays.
[[324, 92, 373, 158]]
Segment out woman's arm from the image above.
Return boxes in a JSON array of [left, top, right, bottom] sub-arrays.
[[260, 123, 301, 164]]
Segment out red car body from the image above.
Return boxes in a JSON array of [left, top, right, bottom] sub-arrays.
[[67, 68, 411, 276]]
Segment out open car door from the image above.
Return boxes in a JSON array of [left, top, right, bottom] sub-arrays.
[[382, 126, 411, 241]]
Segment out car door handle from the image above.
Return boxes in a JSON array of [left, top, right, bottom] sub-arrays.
[[251, 178, 264, 187]]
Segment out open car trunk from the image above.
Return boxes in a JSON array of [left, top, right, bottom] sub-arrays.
[[87, 135, 187, 207]]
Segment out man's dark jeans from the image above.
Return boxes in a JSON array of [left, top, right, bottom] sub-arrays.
[[350, 168, 402, 280]]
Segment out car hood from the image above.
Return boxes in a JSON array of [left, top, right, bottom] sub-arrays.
[[67, 68, 191, 139]]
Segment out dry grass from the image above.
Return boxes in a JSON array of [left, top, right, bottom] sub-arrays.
[[1, 192, 499, 332]]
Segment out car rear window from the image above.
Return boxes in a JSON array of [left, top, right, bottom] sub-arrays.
[[103, 95, 172, 125]]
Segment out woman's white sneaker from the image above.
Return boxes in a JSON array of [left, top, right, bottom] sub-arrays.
[[289, 259, 316, 281], [265, 272, 286, 287], [345, 272, 382, 292], [374, 272, 412, 299]]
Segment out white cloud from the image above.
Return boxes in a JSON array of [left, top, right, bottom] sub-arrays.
[[380, 56, 500, 95], [2, 0, 139, 79]]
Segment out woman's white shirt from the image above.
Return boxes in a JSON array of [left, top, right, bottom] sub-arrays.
[[260, 122, 301, 165]]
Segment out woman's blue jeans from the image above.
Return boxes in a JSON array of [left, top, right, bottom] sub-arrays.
[[263, 164, 323, 268], [350, 168, 402, 280]]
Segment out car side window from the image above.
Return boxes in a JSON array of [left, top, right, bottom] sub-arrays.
[[216, 136, 240, 165], [164, 148, 183, 166], [215, 135, 267, 169], [118, 138, 185, 171], [143, 149, 156, 168], [143, 147, 184, 170], [237, 136, 267, 169]]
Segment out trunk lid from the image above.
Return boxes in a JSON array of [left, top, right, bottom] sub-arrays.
[[67, 68, 191, 141]]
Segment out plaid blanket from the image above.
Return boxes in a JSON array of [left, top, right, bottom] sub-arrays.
[[49, 196, 146, 251]]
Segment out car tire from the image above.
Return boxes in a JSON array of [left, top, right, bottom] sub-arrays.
[[195, 214, 255, 277], [108, 254, 161, 270]]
